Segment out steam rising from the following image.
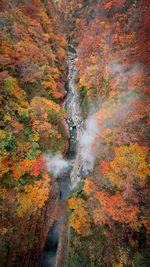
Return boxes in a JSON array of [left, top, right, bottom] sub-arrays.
[[79, 111, 100, 176], [44, 109, 101, 178], [44, 153, 71, 177], [44, 90, 139, 180], [78, 86, 140, 176], [44, 59, 140, 179]]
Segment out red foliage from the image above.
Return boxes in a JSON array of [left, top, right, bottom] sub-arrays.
[[104, 2, 112, 10], [30, 155, 46, 177], [94, 190, 139, 227], [101, 161, 109, 171]]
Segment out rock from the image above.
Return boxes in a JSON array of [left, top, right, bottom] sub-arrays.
[[58, 118, 70, 138]]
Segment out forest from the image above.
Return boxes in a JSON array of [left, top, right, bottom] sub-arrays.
[[0, 0, 150, 266]]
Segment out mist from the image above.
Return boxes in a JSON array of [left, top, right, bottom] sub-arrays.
[[44, 153, 72, 177], [78, 85, 140, 177], [79, 109, 100, 176]]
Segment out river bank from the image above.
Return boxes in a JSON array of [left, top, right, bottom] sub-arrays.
[[39, 42, 83, 267]]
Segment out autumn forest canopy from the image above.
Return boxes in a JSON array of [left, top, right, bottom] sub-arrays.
[[0, 0, 150, 266]]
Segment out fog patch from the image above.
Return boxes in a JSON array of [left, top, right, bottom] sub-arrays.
[[44, 153, 72, 177], [80, 109, 100, 176], [109, 61, 143, 90]]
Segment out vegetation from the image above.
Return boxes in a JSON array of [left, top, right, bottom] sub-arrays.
[[0, 0, 68, 265], [0, 0, 149, 266], [57, 0, 150, 266]]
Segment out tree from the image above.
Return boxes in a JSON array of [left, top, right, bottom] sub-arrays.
[[68, 197, 91, 236], [101, 143, 149, 187], [94, 191, 139, 229], [30, 155, 46, 177], [83, 179, 95, 196], [17, 172, 51, 217]]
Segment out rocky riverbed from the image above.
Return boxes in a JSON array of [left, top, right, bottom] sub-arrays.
[[39, 43, 83, 267], [66, 45, 84, 189]]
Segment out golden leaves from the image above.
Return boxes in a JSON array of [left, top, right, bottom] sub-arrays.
[[17, 172, 51, 217], [101, 143, 149, 187], [41, 97, 60, 113], [68, 197, 91, 236], [68, 197, 77, 209], [18, 107, 29, 118], [84, 179, 95, 196]]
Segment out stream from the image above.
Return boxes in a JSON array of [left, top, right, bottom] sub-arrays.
[[39, 44, 83, 267]]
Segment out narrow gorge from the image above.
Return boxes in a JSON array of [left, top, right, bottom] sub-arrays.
[[39, 43, 82, 267], [0, 0, 149, 266]]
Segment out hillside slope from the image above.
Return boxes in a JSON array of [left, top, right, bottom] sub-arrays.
[[57, 0, 150, 266], [0, 0, 68, 265]]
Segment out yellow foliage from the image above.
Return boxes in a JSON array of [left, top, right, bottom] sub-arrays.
[[32, 131, 40, 142], [109, 90, 116, 98], [0, 188, 8, 200], [39, 11, 50, 28], [68, 198, 90, 236], [68, 197, 77, 209], [51, 67, 59, 79], [0, 156, 10, 178], [18, 107, 29, 118], [17, 172, 51, 217], [101, 143, 149, 186], [42, 98, 60, 112], [43, 33, 50, 41], [76, 18, 80, 25], [4, 113, 11, 122], [84, 179, 95, 196], [0, 130, 6, 139], [42, 75, 63, 98], [86, 90, 91, 96]]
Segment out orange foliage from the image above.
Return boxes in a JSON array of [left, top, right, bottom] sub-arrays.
[[101, 161, 109, 171], [12, 158, 36, 180], [30, 155, 46, 176], [17, 172, 51, 217], [105, 2, 112, 10], [94, 190, 139, 228], [100, 143, 149, 187], [84, 179, 95, 196]]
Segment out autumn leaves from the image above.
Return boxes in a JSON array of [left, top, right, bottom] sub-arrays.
[[0, 0, 68, 214], [101, 143, 149, 187], [65, 1, 150, 260], [0, 1, 69, 263]]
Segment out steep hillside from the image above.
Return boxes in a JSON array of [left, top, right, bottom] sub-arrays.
[[0, 0, 68, 265], [0, 0, 150, 266], [57, 0, 150, 266]]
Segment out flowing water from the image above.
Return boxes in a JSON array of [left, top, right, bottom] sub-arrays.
[[39, 44, 82, 267]]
